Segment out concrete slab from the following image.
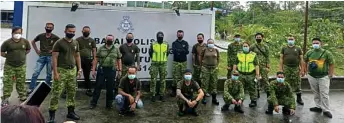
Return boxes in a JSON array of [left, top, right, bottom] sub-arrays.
[[6, 88, 344, 123]]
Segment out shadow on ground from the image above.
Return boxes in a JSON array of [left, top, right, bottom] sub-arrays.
[[8, 89, 344, 123]]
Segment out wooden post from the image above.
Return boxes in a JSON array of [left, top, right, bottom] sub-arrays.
[[303, 1, 309, 54]]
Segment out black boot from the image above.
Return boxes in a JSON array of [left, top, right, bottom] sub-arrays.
[[170, 86, 176, 97], [151, 95, 156, 102], [266, 92, 270, 98], [234, 105, 244, 113], [159, 95, 165, 102], [221, 104, 230, 111], [47, 110, 55, 123], [211, 94, 219, 105], [67, 107, 80, 120], [85, 89, 93, 97], [296, 93, 304, 105], [282, 106, 291, 115], [177, 104, 185, 116], [265, 104, 274, 114], [249, 100, 257, 107]]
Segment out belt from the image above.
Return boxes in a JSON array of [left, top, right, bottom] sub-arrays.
[[65, 65, 75, 69], [81, 56, 93, 59], [239, 71, 255, 75]]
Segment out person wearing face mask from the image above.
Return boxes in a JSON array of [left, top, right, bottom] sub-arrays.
[[249, 33, 270, 99], [148, 31, 169, 102], [176, 69, 204, 117], [47, 24, 82, 122], [199, 39, 220, 105], [89, 35, 122, 109], [29, 22, 60, 94], [75, 26, 97, 96], [233, 42, 260, 107], [278, 35, 304, 105], [119, 33, 140, 78], [116, 66, 143, 116], [171, 30, 189, 97], [221, 71, 245, 113], [303, 38, 334, 118], [1, 26, 31, 107], [191, 33, 207, 93], [265, 72, 296, 116], [227, 34, 243, 79]]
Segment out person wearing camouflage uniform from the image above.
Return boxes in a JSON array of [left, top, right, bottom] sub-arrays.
[[171, 30, 189, 97], [233, 42, 260, 107], [250, 33, 270, 98], [221, 72, 244, 113], [119, 33, 140, 78], [265, 72, 296, 116], [279, 35, 304, 105], [176, 69, 204, 117], [192, 33, 206, 87], [47, 24, 82, 123], [149, 31, 169, 102], [227, 34, 242, 79], [1, 27, 31, 106], [200, 39, 220, 105]]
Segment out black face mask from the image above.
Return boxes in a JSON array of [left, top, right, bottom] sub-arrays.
[[126, 39, 133, 43], [256, 39, 262, 43], [157, 37, 164, 42], [45, 29, 52, 33], [178, 37, 183, 40], [83, 32, 90, 37], [198, 40, 203, 43], [66, 33, 75, 39], [106, 40, 113, 45]]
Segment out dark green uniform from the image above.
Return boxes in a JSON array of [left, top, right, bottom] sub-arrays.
[[250, 43, 270, 93], [34, 33, 60, 56], [268, 81, 296, 110], [227, 42, 242, 79], [281, 46, 302, 93], [49, 38, 79, 111], [176, 80, 201, 110], [200, 48, 220, 94], [1, 38, 31, 101], [192, 43, 206, 84], [119, 43, 140, 78], [223, 79, 245, 104]]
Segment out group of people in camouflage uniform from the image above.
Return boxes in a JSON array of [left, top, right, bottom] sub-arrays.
[[1, 22, 334, 121]]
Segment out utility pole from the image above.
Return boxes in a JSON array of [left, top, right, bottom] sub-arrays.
[[303, 1, 309, 54], [211, 1, 214, 11]]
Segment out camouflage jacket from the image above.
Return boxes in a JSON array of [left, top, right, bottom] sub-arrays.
[[269, 80, 296, 109], [224, 79, 245, 100], [227, 42, 242, 66], [250, 43, 270, 66]]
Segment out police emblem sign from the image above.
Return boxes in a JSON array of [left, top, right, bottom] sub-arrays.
[[117, 16, 134, 33]]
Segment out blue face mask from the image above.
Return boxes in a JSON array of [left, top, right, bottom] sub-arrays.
[[276, 78, 285, 83], [287, 40, 295, 46], [243, 47, 249, 52], [208, 44, 214, 48], [128, 74, 136, 79], [235, 38, 241, 42], [184, 75, 192, 81], [231, 75, 239, 80], [312, 44, 320, 49]]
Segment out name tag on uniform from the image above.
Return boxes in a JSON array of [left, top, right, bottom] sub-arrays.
[[131, 50, 134, 53], [22, 45, 25, 49], [74, 46, 77, 50], [89, 43, 91, 46], [50, 40, 53, 44]]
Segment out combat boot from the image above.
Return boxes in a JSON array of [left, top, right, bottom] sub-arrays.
[[170, 86, 176, 97], [282, 106, 291, 115], [234, 105, 244, 113], [201, 98, 207, 104], [221, 104, 230, 111], [159, 95, 165, 102], [249, 100, 257, 107], [151, 95, 156, 102], [265, 104, 274, 114], [47, 110, 55, 123], [266, 92, 270, 98], [67, 106, 80, 120], [296, 93, 304, 105], [211, 94, 219, 105]]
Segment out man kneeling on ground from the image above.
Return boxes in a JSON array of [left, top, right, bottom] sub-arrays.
[[265, 71, 296, 115], [115, 66, 143, 116], [221, 71, 244, 113], [177, 69, 204, 116]]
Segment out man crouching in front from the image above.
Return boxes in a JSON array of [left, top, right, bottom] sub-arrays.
[[177, 69, 204, 116], [115, 66, 143, 116]]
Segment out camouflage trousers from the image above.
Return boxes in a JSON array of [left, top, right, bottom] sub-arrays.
[[268, 97, 294, 109], [49, 67, 77, 111], [223, 94, 242, 104], [149, 62, 167, 96], [284, 65, 301, 94], [239, 73, 257, 101], [177, 95, 198, 111], [172, 61, 187, 87], [1, 64, 27, 101], [192, 64, 202, 85], [259, 65, 270, 93], [201, 66, 218, 94]]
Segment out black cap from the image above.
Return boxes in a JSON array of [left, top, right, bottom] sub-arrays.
[[312, 37, 321, 42], [234, 34, 240, 37], [157, 31, 164, 38], [184, 69, 192, 74]]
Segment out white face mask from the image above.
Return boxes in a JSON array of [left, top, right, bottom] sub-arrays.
[[13, 34, 22, 39]]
